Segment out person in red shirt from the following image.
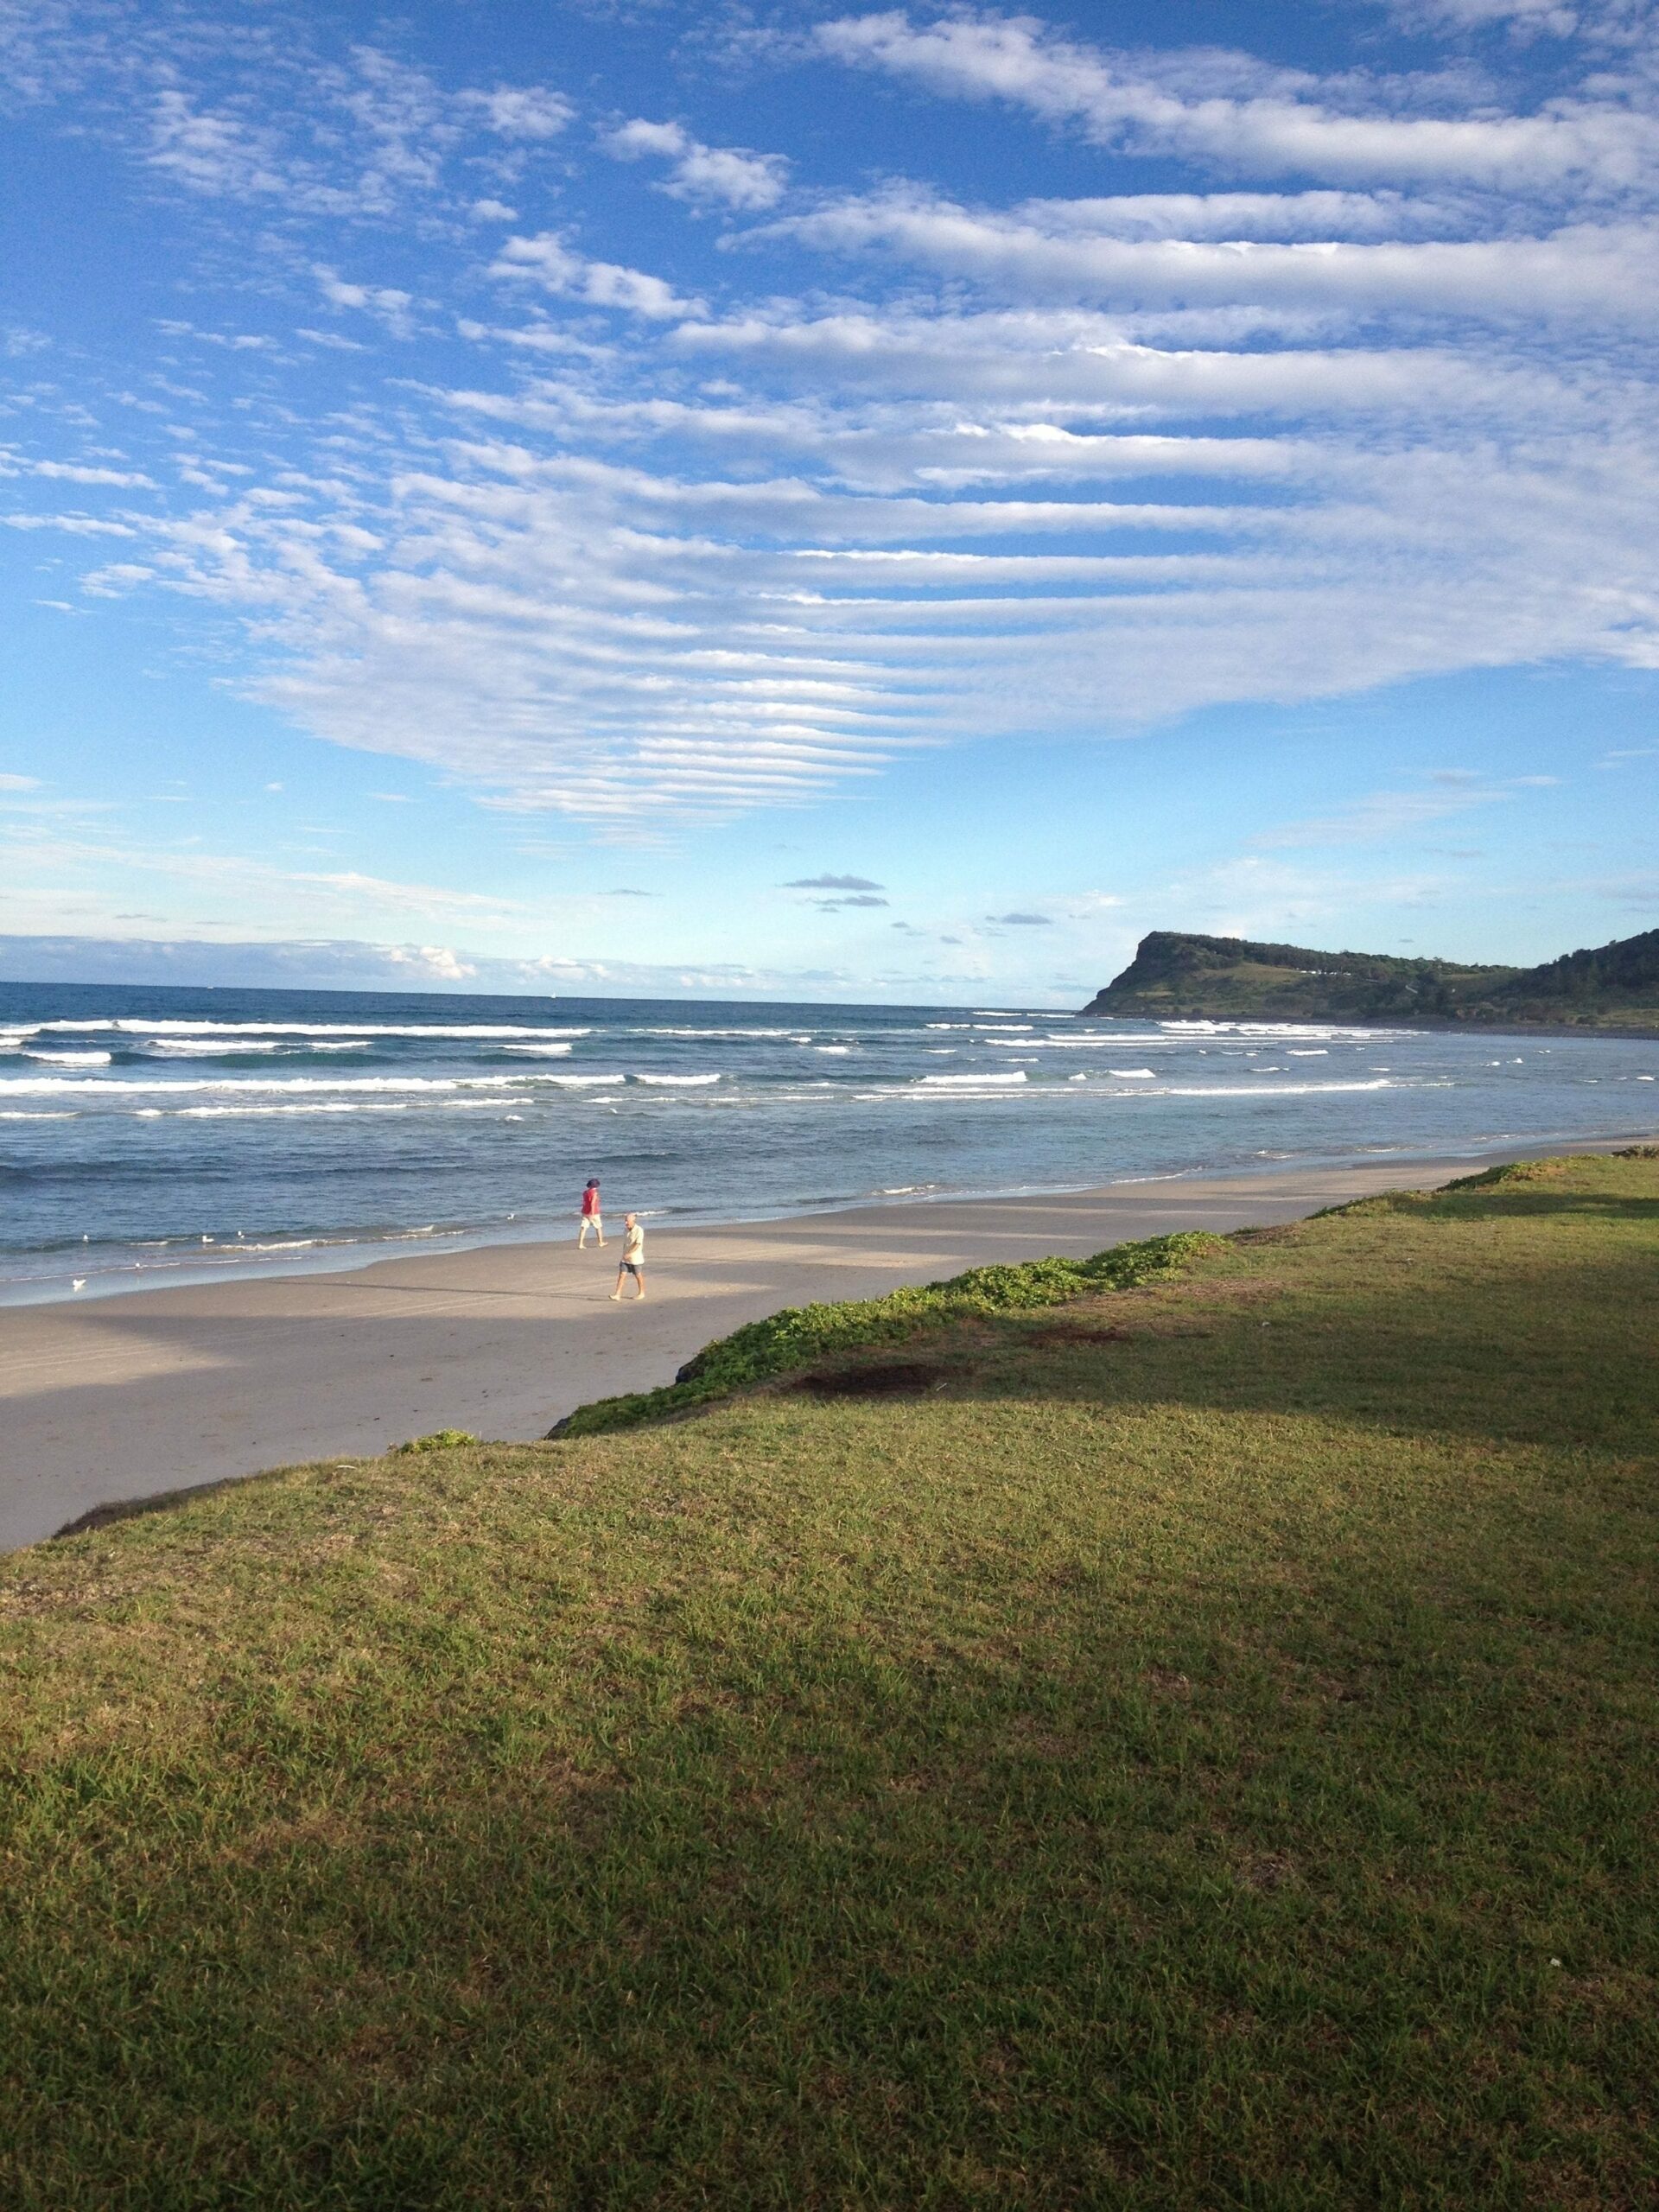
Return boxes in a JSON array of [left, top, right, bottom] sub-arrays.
[[578, 1178, 605, 1249]]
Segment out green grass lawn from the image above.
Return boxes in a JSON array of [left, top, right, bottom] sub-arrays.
[[3, 1153, 1657, 2209]]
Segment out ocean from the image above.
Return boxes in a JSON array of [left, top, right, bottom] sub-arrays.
[[2, 980, 1655, 1306]]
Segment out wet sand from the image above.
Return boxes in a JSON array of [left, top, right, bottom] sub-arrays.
[[1, 1140, 1647, 1552]]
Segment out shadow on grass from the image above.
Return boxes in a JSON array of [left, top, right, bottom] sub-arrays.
[[848, 1188, 1659, 1461], [52, 1472, 308, 1540], [1395, 1189, 1659, 1224]]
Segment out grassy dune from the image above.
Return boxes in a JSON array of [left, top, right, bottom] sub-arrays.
[[3, 1153, 1657, 2209]]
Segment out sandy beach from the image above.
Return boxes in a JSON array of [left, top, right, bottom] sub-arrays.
[[1, 1139, 1647, 1554]]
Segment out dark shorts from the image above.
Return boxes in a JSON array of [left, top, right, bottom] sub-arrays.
[[620, 1260, 642, 1276]]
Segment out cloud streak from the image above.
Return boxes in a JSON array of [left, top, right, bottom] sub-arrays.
[[605, 118, 789, 208]]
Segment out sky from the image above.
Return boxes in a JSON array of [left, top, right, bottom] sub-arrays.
[[1, 0, 1656, 1006]]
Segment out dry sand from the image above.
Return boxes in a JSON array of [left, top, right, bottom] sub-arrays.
[[0, 1142, 1643, 1553]]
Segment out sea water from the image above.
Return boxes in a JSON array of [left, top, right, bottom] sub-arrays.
[[1, 980, 1654, 1304]]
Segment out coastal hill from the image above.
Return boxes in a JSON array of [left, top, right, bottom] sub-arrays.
[[1080, 926, 1659, 1028]]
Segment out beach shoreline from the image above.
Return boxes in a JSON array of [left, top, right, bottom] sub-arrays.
[[3, 1128, 1650, 1555], [9, 1114, 1658, 1314]]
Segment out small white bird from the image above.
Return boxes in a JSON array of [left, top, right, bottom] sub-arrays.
[[72, 1278, 86, 1292]]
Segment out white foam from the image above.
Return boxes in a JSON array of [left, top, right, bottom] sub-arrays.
[[1032, 1036, 1173, 1048], [1157, 1020, 1415, 1039], [174, 1103, 415, 1118], [0, 1071, 622, 1097], [634, 1072, 721, 1087], [1109, 1068, 1157, 1078], [499, 1042, 574, 1057], [814, 1045, 852, 1054], [138, 1039, 284, 1057], [1162, 1079, 1397, 1098], [918, 1071, 1028, 1087], [34, 1019, 592, 1040], [23, 1049, 111, 1067]]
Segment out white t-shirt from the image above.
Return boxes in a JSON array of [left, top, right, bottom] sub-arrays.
[[622, 1223, 645, 1264]]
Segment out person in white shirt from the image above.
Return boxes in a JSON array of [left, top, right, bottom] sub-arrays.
[[610, 1213, 645, 1300]]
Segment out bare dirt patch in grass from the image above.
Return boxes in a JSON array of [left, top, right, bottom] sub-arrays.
[[790, 1357, 966, 1398]]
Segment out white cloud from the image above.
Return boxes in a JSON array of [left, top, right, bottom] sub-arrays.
[[489, 232, 703, 319], [1, 453, 156, 487], [1378, 0, 1583, 35], [813, 10, 1659, 192], [1255, 780, 1516, 847], [327, 44, 454, 199], [4, 514, 140, 538], [606, 118, 790, 209], [384, 942, 479, 980], [314, 266, 415, 337], [470, 86, 573, 140], [672, 306, 1584, 421], [0, 819, 528, 935], [295, 326, 367, 353], [145, 90, 287, 198], [760, 193, 1659, 326]]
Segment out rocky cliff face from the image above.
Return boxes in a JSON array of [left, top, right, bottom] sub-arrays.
[[1080, 929, 1659, 1028]]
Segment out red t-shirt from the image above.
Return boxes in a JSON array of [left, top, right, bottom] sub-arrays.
[[581, 1187, 601, 1216]]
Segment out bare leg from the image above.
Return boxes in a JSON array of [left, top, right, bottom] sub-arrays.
[[632, 1269, 645, 1300]]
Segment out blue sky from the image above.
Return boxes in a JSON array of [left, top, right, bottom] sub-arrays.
[[2, 0, 1655, 1004]]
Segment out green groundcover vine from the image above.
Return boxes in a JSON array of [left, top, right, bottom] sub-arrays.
[[550, 1230, 1221, 1438]]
